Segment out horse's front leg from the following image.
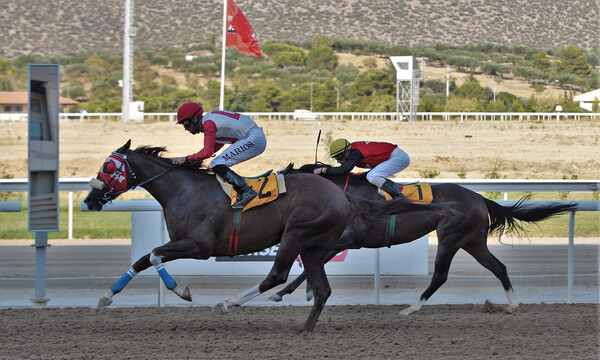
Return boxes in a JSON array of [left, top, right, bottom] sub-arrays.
[[148, 238, 214, 302], [297, 249, 331, 333], [149, 252, 191, 302], [98, 254, 152, 308]]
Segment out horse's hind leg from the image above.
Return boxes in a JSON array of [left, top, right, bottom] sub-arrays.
[[214, 240, 299, 313], [268, 271, 307, 302], [462, 240, 518, 312], [400, 242, 460, 316]]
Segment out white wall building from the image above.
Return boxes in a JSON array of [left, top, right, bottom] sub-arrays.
[[573, 89, 600, 111]]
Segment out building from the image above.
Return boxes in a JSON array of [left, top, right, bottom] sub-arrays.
[[0, 91, 79, 114], [573, 89, 600, 111]]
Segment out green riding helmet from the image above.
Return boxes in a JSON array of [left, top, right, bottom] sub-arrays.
[[329, 138, 351, 158]]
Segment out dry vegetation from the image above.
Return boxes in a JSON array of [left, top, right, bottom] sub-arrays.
[[1, 0, 597, 59], [1, 118, 598, 181]]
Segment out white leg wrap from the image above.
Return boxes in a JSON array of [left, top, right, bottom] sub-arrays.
[[228, 284, 261, 307], [506, 288, 519, 310], [149, 252, 161, 266], [220, 284, 261, 309], [173, 286, 186, 298], [400, 298, 427, 316]]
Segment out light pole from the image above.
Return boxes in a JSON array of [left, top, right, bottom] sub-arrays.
[[310, 80, 313, 112], [334, 87, 339, 109]]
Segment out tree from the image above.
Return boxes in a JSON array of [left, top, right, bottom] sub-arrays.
[[512, 66, 545, 83], [480, 62, 511, 78], [0, 77, 13, 91], [273, 51, 306, 67], [531, 51, 551, 71], [310, 35, 333, 49], [306, 46, 338, 71], [335, 64, 359, 84], [417, 95, 443, 112], [203, 81, 231, 110], [262, 43, 306, 67], [456, 81, 486, 102], [0, 57, 8, 74], [557, 45, 592, 78], [353, 70, 394, 97], [444, 96, 484, 112], [446, 55, 480, 72], [363, 58, 377, 69]]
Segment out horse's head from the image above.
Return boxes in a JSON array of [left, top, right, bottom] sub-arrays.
[[84, 140, 133, 211]]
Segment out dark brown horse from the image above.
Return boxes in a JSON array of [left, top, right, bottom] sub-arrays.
[[257, 164, 576, 314], [83, 140, 452, 332]]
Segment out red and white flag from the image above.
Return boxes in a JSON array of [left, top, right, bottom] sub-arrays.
[[226, 0, 261, 57]]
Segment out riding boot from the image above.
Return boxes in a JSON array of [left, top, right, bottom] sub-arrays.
[[380, 179, 407, 199], [223, 169, 258, 209]]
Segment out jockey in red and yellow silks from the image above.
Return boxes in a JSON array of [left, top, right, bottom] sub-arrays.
[[314, 139, 410, 198]]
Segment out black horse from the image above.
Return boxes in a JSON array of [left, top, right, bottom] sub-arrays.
[[254, 164, 576, 315], [83, 141, 452, 332]]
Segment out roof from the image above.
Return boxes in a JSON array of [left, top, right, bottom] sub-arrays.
[[573, 89, 600, 102], [0, 91, 79, 105]]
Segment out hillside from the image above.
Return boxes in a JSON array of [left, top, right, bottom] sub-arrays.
[[0, 0, 598, 59]]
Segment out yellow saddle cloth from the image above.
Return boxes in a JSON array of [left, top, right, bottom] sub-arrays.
[[379, 182, 433, 203], [216, 170, 287, 212]]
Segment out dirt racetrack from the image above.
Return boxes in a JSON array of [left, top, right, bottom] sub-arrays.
[[1, 304, 597, 359]]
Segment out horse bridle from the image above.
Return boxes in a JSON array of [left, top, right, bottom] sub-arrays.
[[90, 149, 175, 203]]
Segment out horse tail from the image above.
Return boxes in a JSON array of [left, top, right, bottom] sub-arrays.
[[344, 192, 453, 224], [483, 197, 576, 235]]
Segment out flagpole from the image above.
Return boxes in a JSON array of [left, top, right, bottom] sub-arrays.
[[220, 0, 227, 110]]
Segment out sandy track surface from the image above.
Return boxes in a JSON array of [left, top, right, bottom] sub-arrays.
[[1, 304, 597, 359]]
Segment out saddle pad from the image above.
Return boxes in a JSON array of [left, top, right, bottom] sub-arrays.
[[216, 172, 287, 212], [379, 182, 433, 203]]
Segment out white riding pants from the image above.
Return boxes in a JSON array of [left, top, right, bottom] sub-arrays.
[[366, 147, 410, 187], [210, 127, 267, 168]]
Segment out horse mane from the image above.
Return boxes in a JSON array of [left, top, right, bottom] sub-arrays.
[[133, 145, 212, 174], [134, 145, 167, 157]]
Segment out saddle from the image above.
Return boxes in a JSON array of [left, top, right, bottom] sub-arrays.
[[379, 182, 433, 203], [216, 169, 287, 212]]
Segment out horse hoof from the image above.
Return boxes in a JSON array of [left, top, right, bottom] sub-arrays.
[[180, 286, 192, 302], [97, 296, 113, 308], [213, 303, 228, 315], [306, 291, 314, 302], [268, 294, 282, 302], [399, 308, 412, 316]]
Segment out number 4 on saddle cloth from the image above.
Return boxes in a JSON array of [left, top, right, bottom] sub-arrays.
[[378, 182, 434, 204], [216, 170, 287, 212]]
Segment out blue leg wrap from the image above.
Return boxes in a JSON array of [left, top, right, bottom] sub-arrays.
[[155, 263, 177, 290], [110, 268, 136, 294]]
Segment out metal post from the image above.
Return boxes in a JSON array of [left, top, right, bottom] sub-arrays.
[[374, 249, 381, 304], [567, 211, 575, 303], [68, 191, 73, 239], [31, 232, 50, 307]]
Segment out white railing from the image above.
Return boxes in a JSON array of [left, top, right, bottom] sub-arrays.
[[1, 178, 598, 240], [1, 111, 598, 123], [2, 178, 598, 306]]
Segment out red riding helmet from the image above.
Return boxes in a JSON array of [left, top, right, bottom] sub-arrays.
[[177, 102, 204, 123]]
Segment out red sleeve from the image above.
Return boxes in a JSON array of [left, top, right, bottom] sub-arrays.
[[187, 120, 218, 162]]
